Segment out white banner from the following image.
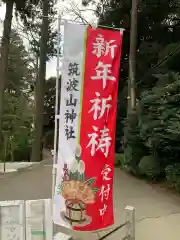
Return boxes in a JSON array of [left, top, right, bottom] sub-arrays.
[[53, 21, 87, 228]]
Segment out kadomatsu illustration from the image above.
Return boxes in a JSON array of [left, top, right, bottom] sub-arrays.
[[56, 145, 99, 226]]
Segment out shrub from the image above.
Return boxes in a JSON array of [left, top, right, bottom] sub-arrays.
[[119, 153, 125, 165], [13, 145, 32, 162], [138, 155, 161, 180], [123, 74, 180, 180], [139, 76, 180, 169], [114, 153, 120, 165], [1, 128, 32, 162], [114, 153, 125, 166], [124, 112, 148, 174], [165, 164, 180, 193]]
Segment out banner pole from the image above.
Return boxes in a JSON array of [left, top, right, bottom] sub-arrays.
[[52, 13, 61, 230]]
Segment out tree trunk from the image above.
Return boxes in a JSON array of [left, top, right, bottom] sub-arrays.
[[127, 0, 138, 114], [31, 0, 49, 162], [0, 0, 14, 149]]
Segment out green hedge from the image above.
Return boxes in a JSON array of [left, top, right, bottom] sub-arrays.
[[165, 164, 180, 193], [139, 155, 161, 180]]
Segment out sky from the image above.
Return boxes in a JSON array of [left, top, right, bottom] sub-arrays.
[[0, 1, 97, 79]]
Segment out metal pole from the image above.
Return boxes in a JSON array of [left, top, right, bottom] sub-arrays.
[[52, 13, 61, 229]]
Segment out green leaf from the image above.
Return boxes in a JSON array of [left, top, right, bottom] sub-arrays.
[[79, 203, 84, 209], [85, 177, 96, 186], [92, 188, 99, 192]]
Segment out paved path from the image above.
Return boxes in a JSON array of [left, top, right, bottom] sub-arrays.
[[0, 158, 52, 201], [0, 155, 180, 240]]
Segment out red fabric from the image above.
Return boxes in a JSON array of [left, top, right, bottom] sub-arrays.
[[75, 26, 123, 231]]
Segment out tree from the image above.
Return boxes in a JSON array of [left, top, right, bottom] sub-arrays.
[[43, 76, 61, 148], [0, 29, 34, 164], [0, 0, 39, 149], [31, 0, 50, 162], [0, 0, 14, 149], [83, 0, 180, 146], [44, 77, 57, 131], [20, 0, 57, 59], [12, 0, 57, 161], [7, 30, 34, 95]]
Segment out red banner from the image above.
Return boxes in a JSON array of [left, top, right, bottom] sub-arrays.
[[54, 22, 123, 232], [77, 27, 123, 231]]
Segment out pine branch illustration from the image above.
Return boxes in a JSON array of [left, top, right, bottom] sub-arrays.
[[85, 177, 96, 186]]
